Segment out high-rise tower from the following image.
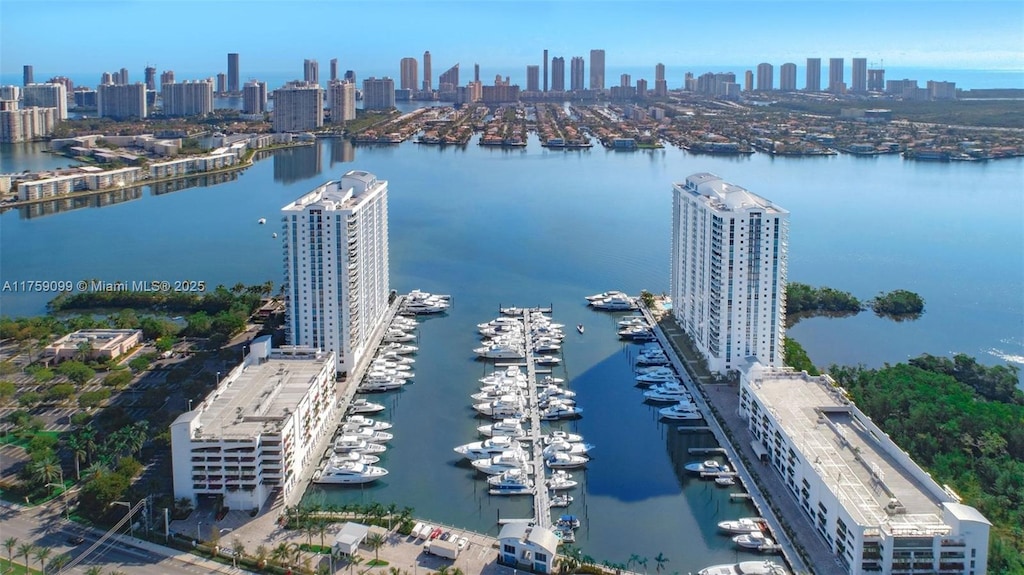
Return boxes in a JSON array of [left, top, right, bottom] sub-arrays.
[[400, 57, 419, 92], [304, 59, 320, 86], [779, 63, 797, 91], [851, 58, 867, 92], [543, 49, 549, 92], [551, 57, 565, 92], [589, 49, 605, 90], [756, 63, 774, 91], [805, 58, 821, 91], [570, 57, 585, 91], [227, 53, 240, 93], [423, 51, 432, 91], [828, 58, 845, 93]]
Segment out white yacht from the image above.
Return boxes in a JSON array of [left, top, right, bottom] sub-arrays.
[[617, 316, 647, 328], [636, 353, 670, 367], [545, 451, 589, 469], [333, 435, 387, 454], [358, 374, 406, 393], [717, 517, 768, 534], [340, 421, 392, 436], [542, 431, 583, 445], [549, 494, 574, 508], [453, 436, 523, 460], [619, 326, 656, 341], [643, 383, 692, 403], [473, 396, 526, 418], [591, 295, 636, 310], [348, 399, 386, 414], [542, 437, 594, 456], [478, 317, 521, 330], [540, 402, 583, 420], [532, 340, 561, 354], [636, 370, 679, 386], [471, 450, 530, 475], [342, 426, 393, 444], [487, 468, 535, 495], [471, 387, 524, 402], [376, 352, 415, 365], [659, 401, 703, 420], [537, 375, 565, 386], [716, 475, 737, 487], [534, 355, 562, 366], [370, 359, 413, 372], [383, 329, 415, 343], [329, 451, 380, 465], [314, 461, 389, 484], [733, 531, 774, 550], [480, 366, 528, 387], [585, 290, 627, 302], [698, 561, 788, 575], [537, 385, 575, 402], [474, 343, 526, 359], [402, 300, 448, 314], [546, 470, 578, 490], [685, 459, 726, 474], [478, 418, 527, 438], [344, 415, 392, 430], [381, 342, 417, 355], [408, 289, 451, 301]]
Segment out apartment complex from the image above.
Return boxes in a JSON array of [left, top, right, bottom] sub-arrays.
[[328, 80, 356, 122], [161, 80, 214, 117], [806, 58, 822, 91], [170, 337, 338, 510], [0, 101, 58, 143], [362, 77, 395, 111], [272, 82, 323, 133], [97, 83, 147, 120], [243, 81, 267, 115], [551, 57, 565, 92], [23, 83, 68, 120], [227, 53, 240, 93], [739, 363, 990, 575], [399, 57, 418, 92], [281, 170, 390, 375], [670, 173, 788, 374], [589, 49, 605, 90]]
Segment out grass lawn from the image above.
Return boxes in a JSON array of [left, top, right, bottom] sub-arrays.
[[0, 557, 42, 574]]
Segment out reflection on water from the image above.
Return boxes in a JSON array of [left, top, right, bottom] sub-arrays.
[[151, 171, 240, 195], [15, 186, 143, 219], [272, 142, 322, 184], [329, 138, 355, 166]]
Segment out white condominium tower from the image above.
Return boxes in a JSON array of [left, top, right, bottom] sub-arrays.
[[670, 173, 789, 374], [281, 170, 390, 375]]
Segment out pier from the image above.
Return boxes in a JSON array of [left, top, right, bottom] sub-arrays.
[[521, 309, 551, 529]]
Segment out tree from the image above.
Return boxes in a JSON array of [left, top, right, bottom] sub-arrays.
[[85, 566, 104, 575], [32, 456, 62, 487], [654, 552, 669, 573], [34, 546, 52, 575], [57, 360, 95, 384], [254, 544, 269, 569], [271, 542, 291, 567], [128, 357, 151, 372], [17, 542, 35, 572], [365, 532, 386, 564], [0, 380, 15, 402], [105, 370, 133, 388], [4, 536, 17, 568], [232, 539, 246, 568], [317, 519, 329, 550], [347, 554, 364, 574]]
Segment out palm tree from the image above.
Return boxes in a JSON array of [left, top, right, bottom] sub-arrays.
[[48, 553, 70, 573], [365, 532, 386, 564], [34, 546, 51, 575], [85, 565, 103, 575], [627, 554, 640, 570], [66, 434, 87, 480], [304, 521, 317, 546], [80, 426, 98, 465], [435, 566, 450, 575], [347, 554, 363, 574], [271, 542, 291, 567], [288, 542, 302, 568], [231, 539, 246, 568], [17, 542, 34, 572], [4, 536, 17, 567], [385, 503, 398, 529], [654, 552, 669, 573], [316, 519, 329, 550], [32, 456, 62, 487], [637, 556, 649, 573], [254, 544, 269, 569]]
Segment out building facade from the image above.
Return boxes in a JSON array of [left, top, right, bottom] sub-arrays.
[[328, 80, 356, 122], [161, 80, 214, 117], [739, 363, 990, 575], [756, 63, 773, 91], [497, 523, 559, 574], [272, 82, 323, 132], [670, 173, 788, 374], [423, 51, 432, 91], [44, 329, 142, 362], [227, 53, 240, 93], [551, 57, 565, 92], [829, 57, 845, 93], [1, 103, 58, 143], [362, 77, 395, 110], [526, 65, 540, 92], [806, 58, 821, 91], [304, 59, 319, 85], [570, 57, 585, 92], [438, 65, 459, 92], [281, 171, 390, 375], [851, 58, 868, 93], [589, 49, 605, 90], [171, 338, 338, 510], [779, 63, 797, 91], [243, 81, 267, 115], [23, 83, 68, 119], [867, 68, 886, 92], [399, 57, 418, 92], [97, 83, 147, 120]]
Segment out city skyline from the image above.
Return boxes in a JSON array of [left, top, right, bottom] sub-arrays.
[[2, 0, 1022, 83]]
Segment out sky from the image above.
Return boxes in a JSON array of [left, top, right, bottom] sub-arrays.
[[2, 0, 1022, 85]]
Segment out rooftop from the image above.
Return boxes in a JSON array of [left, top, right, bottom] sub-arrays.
[[46, 329, 140, 351], [677, 172, 788, 214], [281, 171, 385, 213], [746, 366, 953, 535]]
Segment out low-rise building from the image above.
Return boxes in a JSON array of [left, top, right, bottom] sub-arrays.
[[739, 362, 990, 575], [149, 152, 238, 179], [43, 329, 143, 363], [170, 337, 338, 511], [497, 523, 559, 574], [17, 166, 144, 201], [0, 101, 58, 143]]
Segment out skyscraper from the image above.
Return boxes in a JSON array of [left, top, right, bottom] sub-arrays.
[[570, 56, 585, 91], [551, 57, 565, 92], [97, 83, 147, 120], [867, 67, 886, 92], [805, 58, 821, 91], [161, 80, 214, 117], [670, 173, 789, 374], [304, 59, 320, 85], [330, 58, 338, 82], [474, 63, 480, 83], [362, 77, 396, 110], [242, 81, 267, 114], [744, 70, 754, 92], [543, 49, 549, 92], [828, 57, 845, 93], [400, 58, 419, 92], [281, 170, 391, 375], [851, 57, 867, 92], [619, 74, 631, 88], [423, 51, 432, 91], [526, 66, 540, 92], [654, 63, 667, 97], [23, 65, 33, 86], [272, 82, 323, 132], [438, 64, 459, 92], [216, 73, 227, 95], [118, 68, 129, 86], [589, 49, 605, 90], [328, 80, 356, 121], [779, 63, 797, 91], [144, 66, 157, 91], [227, 53, 240, 93], [23, 83, 68, 119], [160, 71, 175, 91], [756, 63, 773, 91]]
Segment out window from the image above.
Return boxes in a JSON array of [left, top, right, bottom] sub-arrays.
[[503, 544, 515, 554]]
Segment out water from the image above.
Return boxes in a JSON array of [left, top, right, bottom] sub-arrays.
[[1, 137, 1022, 569]]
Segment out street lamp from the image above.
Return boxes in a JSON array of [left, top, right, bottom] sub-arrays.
[[188, 398, 194, 411], [196, 520, 203, 542], [113, 501, 134, 539]]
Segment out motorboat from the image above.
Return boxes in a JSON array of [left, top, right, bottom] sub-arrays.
[[636, 353, 670, 367], [698, 561, 788, 575], [539, 396, 576, 410], [314, 461, 388, 484], [659, 401, 703, 420], [534, 354, 562, 366], [685, 460, 726, 474], [556, 514, 581, 529], [383, 329, 415, 343], [617, 316, 647, 328], [329, 451, 380, 465], [333, 435, 387, 454], [486, 468, 535, 495], [636, 373, 680, 387], [545, 451, 589, 469], [533, 340, 561, 354], [499, 306, 526, 316], [402, 300, 448, 314], [546, 470, 578, 490], [258, 218, 266, 224], [340, 421, 392, 436], [478, 418, 527, 438], [619, 326, 656, 341], [478, 317, 521, 329], [342, 426, 393, 444], [343, 415, 392, 430], [471, 450, 530, 475], [480, 366, 527, 386], [357, 375, 406, 393], [454, 436, 523, 460], [542, 437, 594, 456], [473, 396, 526, 418], [537, 385, 575, 402], [585, 290, 627, 302], [349, 399, 386, 414], [644, 383, 693, 403], [591, 295, 636, 310], [542, 431, 583, 445], [733, 531, 774, 550], [549, 494, 574, 508], [540, 402, 583, 420], [537, 375, 565, 386], [376, 352, 415, 365], [576, 324, 584, 333], [408, 289, 451, 301], [716, 476, 737, 487], [474, 343, 526, 359], [555, 527, 576, 543], [381, 342, 417, 355], [471, 386, 524, 402], [369, 359, 412, 372], [717, 517, 768, 534]]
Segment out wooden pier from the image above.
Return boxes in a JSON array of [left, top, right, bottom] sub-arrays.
[[522, 309, 552, 529]]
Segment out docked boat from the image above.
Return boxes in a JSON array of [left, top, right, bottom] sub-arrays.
[[381, 342, 417, 355], [369, 359, 413, 372], [357, 374, 406, 393], [343, 415, 392, 431], [585, 290, 627, 302], [540, 402, 583, 420], [473, 396, 526, 418], [376, 351, 415, 365], [636, 352, 670, 367], [556, 514, 581, 529], [619, 326, 656, 341], [340, 421, 392, 436], [408, 289, 451, 301], [549, 494, 574, 507], [659, 401, 703, 420], [617, 316, 647, 328], [454, 436, 523, 460], [342, 426, 393, 444], [546, 470, 578, 490], [478, 418, 528, 438], [555, 527, 576, 543], [535, 354, 562, 366], [329, 451, 380, 465], [349, 399, 386, 414], [314, 461, 388, 484], [716, 476, 737, 487], [471, 450, 530, 475], [333, 435, 387, 454], [533, 340, 562, 353], [733, 531, 774, 550], [644, 383, 693, 403], [537, 375, 565, 386], [537, 385, 576, 402], [486, 468, 535, 495], [717, 517, 768, 534], [635, 367, 678, 385], [383, 329, 415, 343], [545, 451, 589, 469], [402, 300, 448, 314], [591, 295, 636, 310], [474, 343, 526, 359], [542, 438, 594, 457], [471, 386, 525, 402], [542, 431, 584, 445], [685, 459, 726, 474], [698, 561, 788, 575]]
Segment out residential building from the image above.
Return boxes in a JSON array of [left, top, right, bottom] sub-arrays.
[[438, 64, 459, 92], [119, 68, 129, 86], [474, 63, 480, 83], [281, 170, 390, 375], [570, 57, 585, 91], [670, 173, 788, 374], [216, 73, 227, 95], [0, 86, 21, 101], [272, 82, 323, 132], [149, 152, 238, 179], [23, 65, 33, 86], [23, 83, 68, 119], [551, 57, 565, 92], [170, 337, 339, 510], [228, 52, 240, 93], [144, 66, 157, 91], [97, 83, 147, 120], [328, 80, 356, 122], [829, 57, 845, 93], [526, 65, 540, 92], [160, 70, 175, 91], [589, 49, 605, 90], [654, 63, 667, 97], [243, 81, 267, 115], [330, 58, 338, 82], [927, 81, 957, 100], [161, 80, 214, 117], [44, 329, 142, 362], [542, 49, 549, 92], [867, 68, 886, 92], [498, 523, 559, 574], [72, 88, 96, 109], [744, 70, 754, 92], [635, 78, 648, 98], [423, 51, 432, 91], [886, 79, 920, 99], [16, 166, 143, 199], [362, 77, 395, 110], [739, 363, 990, 575], [756, 63, 773, 91], [304, 59, 319, 86], [851, 58, 867, 93], [400, 57, 418, 92], [806, 58, 821, 91], [780, 63, 797, 91]]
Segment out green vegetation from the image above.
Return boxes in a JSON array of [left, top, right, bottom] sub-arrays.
[[783, 337, 819, 375], [829, 357, 1024, 572], [785, 282, 862, 316], [870, 289, 925, 317], [769, 98, 1024, 129]]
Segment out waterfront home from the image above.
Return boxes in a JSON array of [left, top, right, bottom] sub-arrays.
[[497, 523, 558, 574]]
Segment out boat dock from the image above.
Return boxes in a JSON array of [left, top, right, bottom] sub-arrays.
[[688, 447, 727, 454], [521, 309, 551, 529]]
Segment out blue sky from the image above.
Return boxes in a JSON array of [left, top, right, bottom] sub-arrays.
[[2, 0, 1022, 83]]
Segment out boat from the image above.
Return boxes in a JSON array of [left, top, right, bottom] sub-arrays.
[[697, 561, 788, 575], [369, 359, 413, 372], [349, 399, 386, 414], [556, 514, 581, 529], [340, 421, 393, 436], [381, 342, 417, 355], [685, 459, 726, 474], [717, 517, 768, 534], [716, 476, 737, 487], [636, 352, 670, 367], [333, 435, 387, 454], [272, 233, 278, 238], [258, 217, 266, 224], [471, 450, 530, 475], [549, 494, 574, 508], [540, 402, 583, 420], [533, 340, 561, 353], [534, 354, 562, 365], [474, 343, 526, 359], [454, 436, 523, 460], [542, 438, 594, 457], [357, 374, 406, 393], [542, 431, 584, 445], [408, 289, 451, 301], [473, 396, 526, 418], [546, 470, 578, 490], [643, 383, 693, 403], [537, 385, 576, 402], [402, 300, 448, 314], [486, 468, 535, 495], [471, 386, 524, 402], [376, 351, 415, 364], [635, 367, 678, 385], [545, 451, 589, 469], [343, 415, 392, 430], [383, 329, 415, 343], [591, 295, 636, 310], [619, 326, 656, 341], [478, 418, 527, 438], [537, 375, 565, 386], [341, 426, 393, 444], [617, 316, 647, 328], [499, 306, 526, 316], [585, 290, 627, 302], [733, 531, 773, 550], [576, 324, 584, 333], [659, 401, 703, 420], [329, 451, 380, 465], [314, 461, 388, 484], [539, 396, 576, 410], [555, 527, 576, 543]]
